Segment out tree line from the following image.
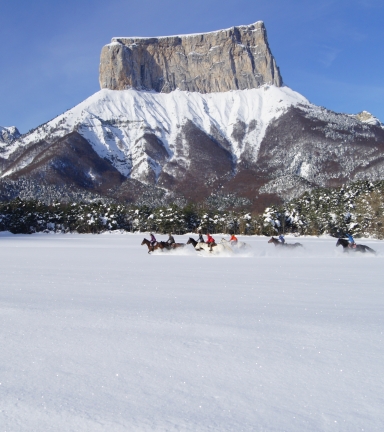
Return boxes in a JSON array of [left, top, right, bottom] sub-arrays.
[[0, 180, 383, 238]]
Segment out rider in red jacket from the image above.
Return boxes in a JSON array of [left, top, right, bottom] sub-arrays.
[[229, 233, 238, 244], [206, 233, 216, 251]]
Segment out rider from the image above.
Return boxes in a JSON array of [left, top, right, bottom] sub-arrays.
[[278, 234, 285, 244], [346, 233, 356, 248], [167, 233, 175, 245], [206, 233, 216, 251], [229, 232, 238, 244], [150, 232, 157, 247], [197, 230, 205, 243]]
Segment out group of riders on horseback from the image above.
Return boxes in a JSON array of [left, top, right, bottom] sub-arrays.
[[144, 230, 374, 254], [270, 232, 375, 253], [274, 233, 357, 248], [149, 230, 239, 252]]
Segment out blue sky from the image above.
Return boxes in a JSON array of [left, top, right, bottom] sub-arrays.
[[1, 0, 383, 133]]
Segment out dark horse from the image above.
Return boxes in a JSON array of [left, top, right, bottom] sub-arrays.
[[141, 238, 167, 254], [187, 237, 201, 249], [336, 238, 376, 254], [172, 243, 185, 249], [268, 237, 303, 248]]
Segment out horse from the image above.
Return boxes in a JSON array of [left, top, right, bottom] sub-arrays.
[[170, 242, 185, 249], [187, 237, 208, 251], [141, 238, 166, 254], [220, 238, 251, 251], [187, 237, 231, 254], [268, 237, 303, 248], [161, 241, 186, 250], [336, 238, 376, 254], [158, 241, 171, 250]]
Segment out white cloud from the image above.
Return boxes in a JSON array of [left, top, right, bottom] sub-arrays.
[[317, 46, 341, 68]]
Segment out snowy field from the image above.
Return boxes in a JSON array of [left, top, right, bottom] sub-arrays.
[[1, 233, 383, 432]]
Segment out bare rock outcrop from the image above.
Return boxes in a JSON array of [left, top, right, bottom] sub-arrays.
[[99, 21, 282, 93], [355, 111, 382, 127]]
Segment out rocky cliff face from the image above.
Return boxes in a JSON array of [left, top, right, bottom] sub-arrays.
[[99, 21, 282, 93]]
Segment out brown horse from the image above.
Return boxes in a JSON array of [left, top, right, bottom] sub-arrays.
[[141, 238, 185, 253], [268, 237, 303, 248], [141, 238, 166, 254], [170, 242, 185, 249]]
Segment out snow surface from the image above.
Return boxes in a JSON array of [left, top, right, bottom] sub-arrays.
[[1, 86, 309, 178], [1, 233, 383, 431]]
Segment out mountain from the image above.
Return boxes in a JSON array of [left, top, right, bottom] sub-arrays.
[[1, 22, 383, 210], [0, 86, 307, 208], [100, 21, 282, 93]]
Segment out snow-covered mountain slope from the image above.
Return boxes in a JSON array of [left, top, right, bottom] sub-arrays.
[[257, 103, 384, 196], [1, 85, 308, 179], [0, 126, 20, 144], [1, 85, 384, 209]]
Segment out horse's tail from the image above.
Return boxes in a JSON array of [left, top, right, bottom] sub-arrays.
[[365, 246, 376, 254]]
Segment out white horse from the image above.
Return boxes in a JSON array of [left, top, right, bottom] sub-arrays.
[[197, 241, 232, 255], [220, 238, 251, 252]]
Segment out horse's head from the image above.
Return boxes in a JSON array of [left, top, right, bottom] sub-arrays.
[[141, 238, 147, 245], [268, 237, 275, 243], [187, 238, 193, 244]]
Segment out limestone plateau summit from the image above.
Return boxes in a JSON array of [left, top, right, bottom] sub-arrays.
[[0, 22, 383, 209], [99, 21, 282, 93]]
